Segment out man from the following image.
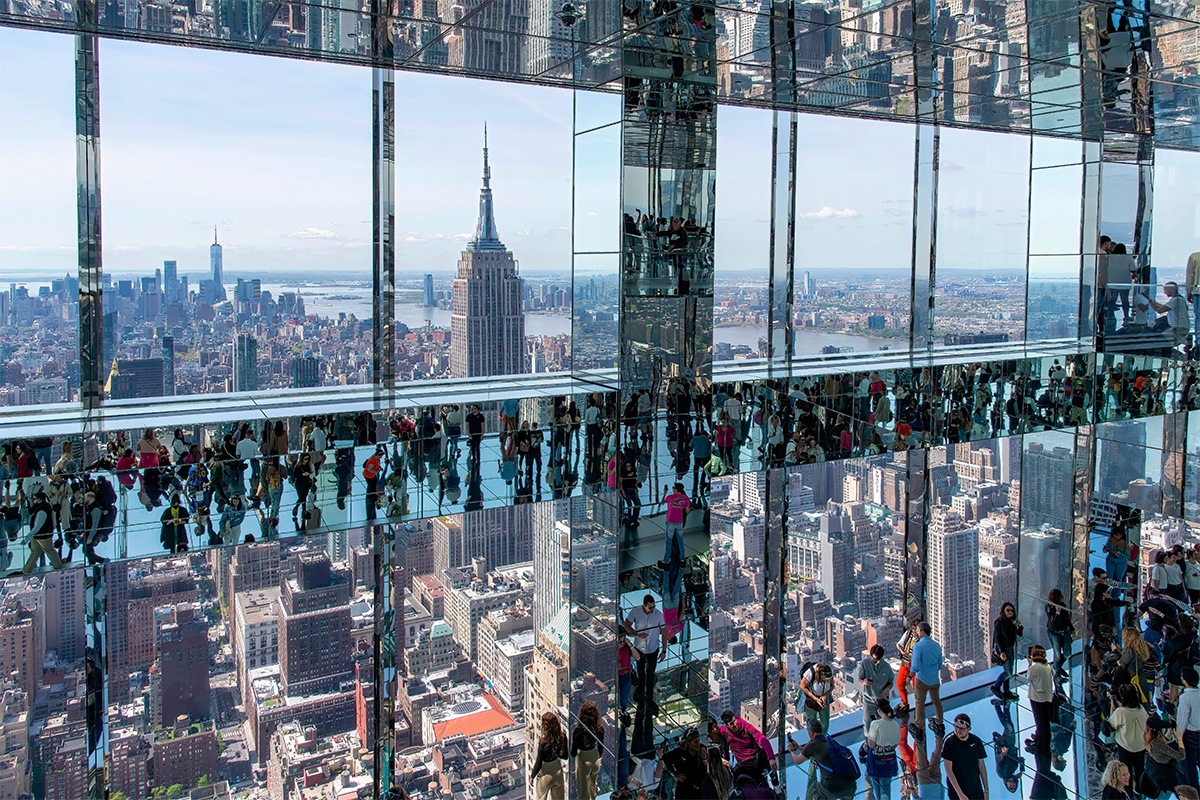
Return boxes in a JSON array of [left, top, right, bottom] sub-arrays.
[[858, 644, 895, 739], [1149, 281, 1190, 349], [719, 710, 777, 786], [786, 719, 856, 800], [623, 595, 666, 711], [942, 713, 988, 800], [17, 490, 61, 574], [465, 404, 485, 466], [1177, 666, 1200, 791], [661, 482, 691, 566], [910, 622, 945, 733]]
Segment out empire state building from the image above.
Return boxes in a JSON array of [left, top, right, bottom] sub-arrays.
[[450, 126, 526, 378]]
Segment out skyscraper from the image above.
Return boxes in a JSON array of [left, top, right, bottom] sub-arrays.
[[450, 126, 525, 378], [423, 273, 435, 307], [150, 602, 211, 726], [160, 335, 175, 396], [210, 225, 226, 301], [234, 333, 259, 392], [278, 552, 351, 696], [292, 352, 322, 388], [927, 507, 982, 662], [163, 260, 178, 301]]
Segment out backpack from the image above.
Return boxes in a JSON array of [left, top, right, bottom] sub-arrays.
[[817, 735, 861, 781]]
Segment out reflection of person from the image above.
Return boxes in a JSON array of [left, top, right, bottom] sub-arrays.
[[624, 595, 665, 710], [663, 727, 715, 799], [1187, 251, 1200, 355], [941, 714, 987, 800], [571, 702, 604, 800], [531, 712, 568, 800], [1045, 588, 1073, 678], [1026, 646, 1055, 754], [1149, 281, 1190, 349], [719, 710, 777, 786], [1177, 666, 1200, 792]]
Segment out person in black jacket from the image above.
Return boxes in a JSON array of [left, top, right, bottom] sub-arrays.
[[1045, 588, 1073, 678], [991, 602, 1024, 700], [16, 491, 62, 574], [159, 493, 189, 554]]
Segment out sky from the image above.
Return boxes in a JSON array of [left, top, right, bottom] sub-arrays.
[[2, 25, 1198, 282]]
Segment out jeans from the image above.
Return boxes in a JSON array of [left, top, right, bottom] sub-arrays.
[[867, 774, 893, 800], [992, 647, 1016, 693], [1183, 729, 1200, 791], [634, 648, 659, 705], [1048, 630, 1072, 673], [619, 671, 632, 711], [664, 520, 684, 563]]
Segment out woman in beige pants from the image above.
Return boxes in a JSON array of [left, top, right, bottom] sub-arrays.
[[531, 712, 568, 800], [571, 702, 604, 800]]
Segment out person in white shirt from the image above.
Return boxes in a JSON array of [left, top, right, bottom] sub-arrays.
[[236, 430, 260, 490], [623, 595, 666, 711], [1150, 281, 1190, 348], [1176, 666, 1200, 792]]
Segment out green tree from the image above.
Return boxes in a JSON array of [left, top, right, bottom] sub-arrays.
[[166, 784, 185, 799], [198, 775, 210, 787], [150, 788, 167, 800], [110, 792, 129, 800]]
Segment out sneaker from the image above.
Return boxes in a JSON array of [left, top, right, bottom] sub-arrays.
[[1004, 691, 1021, 701], [929, 719, 946, 735], [893, 703, 911, 716], [858, 744, 868, 760], [990, 685, 1004, 700]]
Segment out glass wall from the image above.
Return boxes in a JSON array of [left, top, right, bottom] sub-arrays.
[[793, 115, 914, 359], [934, 128, 1030, 348], [393, 73, 574, 381], [0, 28, 79, 408], [713, 106, 772, 363], [100, 41, 372, 401]]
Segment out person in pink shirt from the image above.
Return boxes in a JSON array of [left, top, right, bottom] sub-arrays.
[[661, 482, 691, 565], [720, 710, 778, 787]]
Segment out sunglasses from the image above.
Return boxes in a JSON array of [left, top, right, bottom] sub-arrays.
[[954, 722, 971, 730]]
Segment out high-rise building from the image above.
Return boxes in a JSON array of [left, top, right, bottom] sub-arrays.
[[927, 507, 982, 662], [423, 273, 435, 307], [278, 552, 352, 696], [163, 259, 178, 301], [160, 335, 175, 396], [450, 127, 526, 378], [234, 333, 259, 392], [210, 225, 226, 300], [106, 357, 165, 400], [431, 504, 535, 576], [1022, 442, 1075, 532], [150, 602, 211, 726], [291, 352, 322, 388]]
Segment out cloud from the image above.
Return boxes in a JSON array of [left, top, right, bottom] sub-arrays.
[[287, 227, 337, 239], [513, 230, 531, 236], [0, 245, 74, 252], [797, 206, 861, 220]]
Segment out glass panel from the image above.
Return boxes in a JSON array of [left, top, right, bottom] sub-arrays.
[[100, 41, 372, 400], [934, 128, 1031, 347], [793, 115, 914, 358], [0, 28, 79, 409], [394, 73, 573, 380], [105, 538, 376, 798], [714, 105, 772, 363]]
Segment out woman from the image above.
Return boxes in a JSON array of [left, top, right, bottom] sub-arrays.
[[137, 428, 162, 469], [1117, 626, 1153, 703], [798, 662, 834, 732], [1165, 549, 1188, 602], [991, 602, 1023, 700], [1025, 645, 1054, 753], [264, 461, 284, 529], [865, 698, 900, 800], [1185, 548, 1200, 605], [291, 453, 313, 527], [170, 429, 189, 462], [1109, 683, 1149, 789], [714, 413, 735, 467], [1144, 720, 1185, 797], [1103, 527, 1131, 585], [52, 442, 76, 477], [269, 420, 289, 458], [1149, 550, 1169, 597], [766, 414, 785, 467], [571, 702, 603, 800], [1045, 588, 1074, 677], [1164, 615, 1198, 706], [1101, 761, 1133, 800], [530, 712, 568, 800]]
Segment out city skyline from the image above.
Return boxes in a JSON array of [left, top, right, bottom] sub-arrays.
[[7, 29, 1197, 282]]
